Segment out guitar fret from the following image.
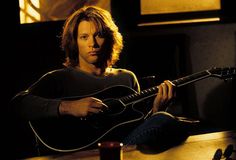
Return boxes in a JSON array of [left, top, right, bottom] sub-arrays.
[[120, 86, 158, 105]]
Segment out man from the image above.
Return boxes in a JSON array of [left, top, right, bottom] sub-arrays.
[[11, 6, 188, 157]]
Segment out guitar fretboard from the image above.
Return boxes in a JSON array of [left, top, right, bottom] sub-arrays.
[[119, 70, 213, 105], [120, 86, 158, 105]]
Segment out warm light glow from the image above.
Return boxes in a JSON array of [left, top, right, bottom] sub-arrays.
[[19, 0, 111, 24], [27, 4, 40, 20], [186, 130, 235, 143], [31, 0, 40, 7], [138, 17, 220, 26], [141, 0, 221, 15], [20, 0, 40, 24], [19, 0, 24, 9]]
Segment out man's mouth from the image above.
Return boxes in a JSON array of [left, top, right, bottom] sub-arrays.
[[89, 51, 99, 56]]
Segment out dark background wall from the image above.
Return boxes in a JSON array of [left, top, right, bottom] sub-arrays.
[[112, 0, 236, 129], [4, 0, 236, 158]]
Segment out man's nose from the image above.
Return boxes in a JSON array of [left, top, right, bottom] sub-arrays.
[[89, 37, 98, 48]]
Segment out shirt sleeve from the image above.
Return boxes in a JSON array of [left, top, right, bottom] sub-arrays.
[[10, 71, 62, 121]]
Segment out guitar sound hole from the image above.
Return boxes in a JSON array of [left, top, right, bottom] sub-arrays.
[[102, 98, 125, 116], [87, 99, 126, 129]]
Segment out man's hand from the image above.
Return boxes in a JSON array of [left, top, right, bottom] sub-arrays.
[[152, 80, 175, 113], [59, 97, 107, 117]]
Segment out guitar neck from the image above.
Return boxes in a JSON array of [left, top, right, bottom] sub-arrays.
[[172, 70, 211, 87], [120, 69, 212, 105]]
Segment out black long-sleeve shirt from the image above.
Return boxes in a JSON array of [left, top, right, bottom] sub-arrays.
[[11, 67, 140, 120]]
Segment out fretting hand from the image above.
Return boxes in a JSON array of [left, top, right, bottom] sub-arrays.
[[152, 80, 175, 113]]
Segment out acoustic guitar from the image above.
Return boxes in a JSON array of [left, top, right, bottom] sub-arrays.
[[29, 67, 236, 152]]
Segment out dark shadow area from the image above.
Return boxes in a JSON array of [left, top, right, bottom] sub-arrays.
[[202, 79, 236, 131]]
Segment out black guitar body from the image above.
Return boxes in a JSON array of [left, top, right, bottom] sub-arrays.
[[30, 85, 151, 152], [29, 67, 236, 152]]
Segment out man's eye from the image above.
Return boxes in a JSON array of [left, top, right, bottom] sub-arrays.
[[80, 35, 88, 40], [97, 32, 105, 38]]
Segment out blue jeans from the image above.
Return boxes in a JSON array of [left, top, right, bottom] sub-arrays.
[[122, 112, 189, 148]]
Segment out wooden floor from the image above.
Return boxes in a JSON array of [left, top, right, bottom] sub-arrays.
[[24, 130, 236, 160]]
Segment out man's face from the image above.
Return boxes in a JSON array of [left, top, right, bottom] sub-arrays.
[[77, 20, 105, 67]]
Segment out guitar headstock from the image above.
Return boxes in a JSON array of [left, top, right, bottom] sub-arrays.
[[209, 67, 236, 80]]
